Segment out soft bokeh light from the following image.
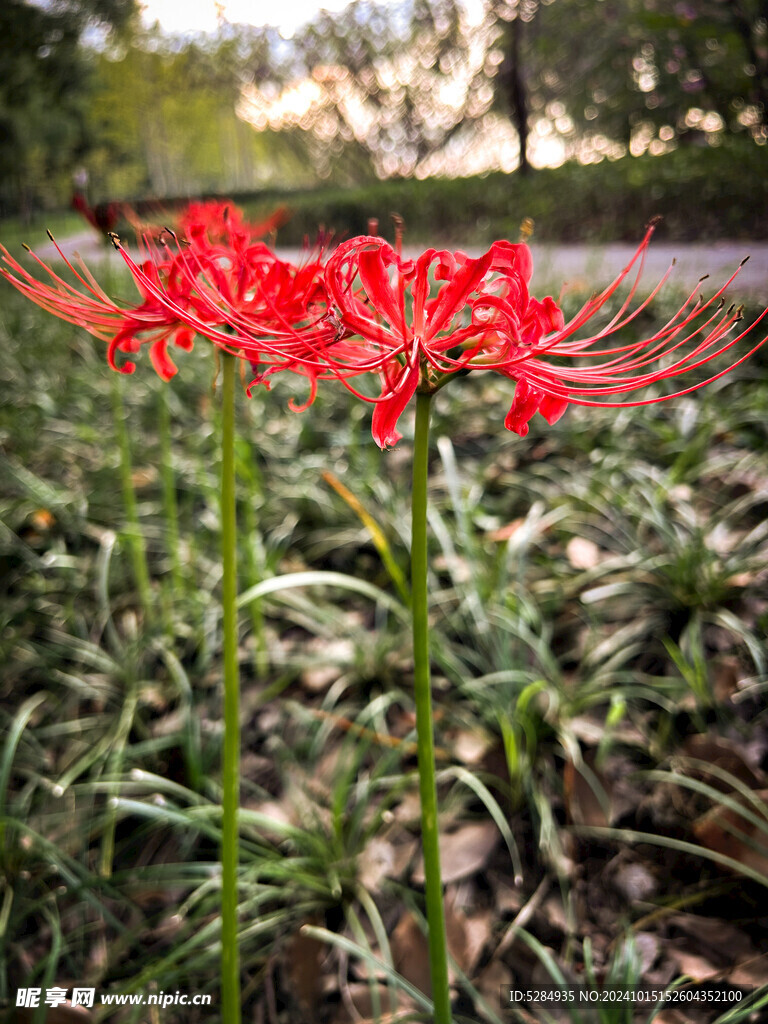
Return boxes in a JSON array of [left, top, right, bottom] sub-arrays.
[[140, 0, 353, 37]]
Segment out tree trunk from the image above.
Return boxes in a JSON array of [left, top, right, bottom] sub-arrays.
[[727, 0, 768, 125], [501, 13, 530, 175]]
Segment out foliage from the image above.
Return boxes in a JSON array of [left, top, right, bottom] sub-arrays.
[[85, 28, 298, 202], [2, 261, 767, 1019], [233, 137, 768, 245], [235, 0, 768, 182], [238, 0, 498, 180], [0, 0, 137, 217], [5, 0, 768, 214], [492, 0, 768, 166]]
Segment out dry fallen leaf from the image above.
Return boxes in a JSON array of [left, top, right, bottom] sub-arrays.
[[242, 799, 294, 842], [390, 897, 492, 998], [300, 664, 343, 693], [669, 913, 755, 962], [727, 953, 768, 988], [652, 1011, 690, 1024], [611, 862, 657, 903], [475, 958, 514, 1016], [451, 726, 497, 767], [681, 735, 764, 789], [711, 657, 743, 702], [486, 518, 524, 542], [568, 715, 647, 751], [357, 835, 416, 892], [670, 950, 722, 982], [283, 920, 326, 1016], [693, 791, 768, 879], [299, 639, 356, 693], [489, 871, 525, 916], [540, 895, 568, 934], [412, 820, 500, 885], [390, 911, 432, 996], [634, 931, 661, 973], [130, 465, 157, 489], [563, 755, 612, 828], [330, 982, 417, 1024], [391, 788, 423, 825], [444, 890, 493, 977]]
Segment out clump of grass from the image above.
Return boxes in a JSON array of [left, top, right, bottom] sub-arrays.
[[2, 273, 768, 1019]]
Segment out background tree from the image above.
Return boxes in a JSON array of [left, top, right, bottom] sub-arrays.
[[238, 0, 500, 180], [507, 0, 768, 162], [4, 0, 767, 215], [0, 0, 137, 217], [86, 28, 297, 201]]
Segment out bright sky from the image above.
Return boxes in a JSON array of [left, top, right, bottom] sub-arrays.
[[140, 0, 353, 37]]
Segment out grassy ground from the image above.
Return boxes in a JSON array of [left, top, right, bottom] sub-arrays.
[[1, 264, 768, 1022]]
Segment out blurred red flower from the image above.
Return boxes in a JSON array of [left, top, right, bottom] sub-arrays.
[[0, 237, 196, 379], [1, 201, 325, 385]]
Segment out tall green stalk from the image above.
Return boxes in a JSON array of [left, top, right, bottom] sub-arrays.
[[110, 372, 152, 616], [220, 351, 242, 1024], [158, 383, 183, 597], [411, 390, 452, 1024]]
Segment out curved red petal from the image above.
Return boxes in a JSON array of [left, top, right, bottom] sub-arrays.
[[149, 338, 178, 381], [371, 366, 419, 449]]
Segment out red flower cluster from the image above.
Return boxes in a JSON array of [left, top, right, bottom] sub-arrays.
[[2, 203, 766, 446], [321, 235, 566, 446], [1, 201, 329, 383]]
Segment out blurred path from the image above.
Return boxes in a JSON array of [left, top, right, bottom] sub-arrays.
[[33, 230, 768, 297], [525, 241, 767, 298]]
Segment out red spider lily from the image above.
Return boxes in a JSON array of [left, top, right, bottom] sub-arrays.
[[140, 227, 328, 336], [178, 199, 288, 249], [106, 196, 328, 351], [323, 234, 565, 447], [107, 230, 334, 402], [0, 202, 329, 385], [322, 225, 768, 446], [71, 192, 123, 236], [0, 236, 195, 380]]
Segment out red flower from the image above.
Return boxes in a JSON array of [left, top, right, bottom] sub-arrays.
[[0, 202, 326, 386], [178, 199, 288, 249], [108, 229, 332, 399], [323, 234, 564, 447], [0, 237, 195, 380], [322, 226, 768, 446], [71, 192, 122, 236]]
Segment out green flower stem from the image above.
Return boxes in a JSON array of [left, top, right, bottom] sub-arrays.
[[236, 406, 269, 674], [158, 383, 183, 597], [411, 389, 452, 1024], [220, 351, 242, 1024], [110, 372, 152, 616]]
